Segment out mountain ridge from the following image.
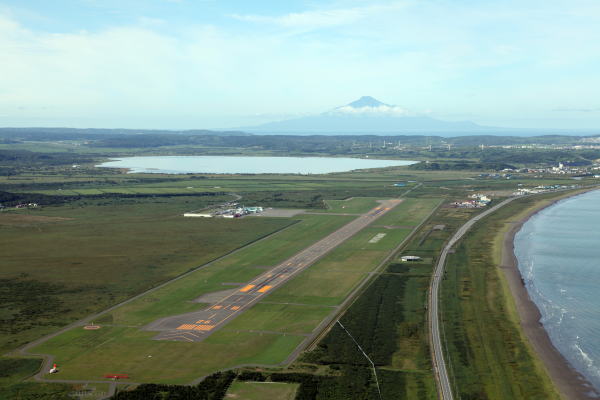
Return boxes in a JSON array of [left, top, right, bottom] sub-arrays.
[[242, 96, 491, 135]]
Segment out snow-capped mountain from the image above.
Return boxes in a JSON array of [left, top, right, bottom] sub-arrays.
[[242, 96, 487, 134], [330, 96, 409, 116]]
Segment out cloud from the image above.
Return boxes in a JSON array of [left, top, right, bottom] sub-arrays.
[[230, 2, 408, 30], [332, 105, 410, 116], [2, 0, 600, 129], [137, 17, 166, 27], [553, 107, 600, 113]]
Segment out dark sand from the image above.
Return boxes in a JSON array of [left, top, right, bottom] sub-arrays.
[[501, 190, 600, 399]]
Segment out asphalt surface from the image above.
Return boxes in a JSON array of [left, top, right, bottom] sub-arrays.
[[148, 199, 403, 342], [429, 197, 517, 400]]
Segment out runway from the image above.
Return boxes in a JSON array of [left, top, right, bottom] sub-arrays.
[[147, 199, 402, 342]]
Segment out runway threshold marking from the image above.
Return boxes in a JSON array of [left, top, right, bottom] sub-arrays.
[[194, 325, 214, 331], [258, 285, 273, 293], [176, 324, 215, 331], [239, 284, 255, 292]]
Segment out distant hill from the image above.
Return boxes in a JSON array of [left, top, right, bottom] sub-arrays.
[[0, 127, 251, 141], [242, 96, 490, 134]]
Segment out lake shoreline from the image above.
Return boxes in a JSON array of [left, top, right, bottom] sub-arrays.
[[501, 188, 600, 399]]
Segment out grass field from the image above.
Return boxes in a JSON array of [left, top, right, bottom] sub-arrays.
[[222, 303, 334, 335], [262, 227, 412, 307], [374, 197, 442, 226], [26, 194, 442, 384], [33, 326, 305, 384], [0, 197, 296, 354], [313, 197, 386, 214], [264, 197, 440, 308], [27, 213, 354, 383], [0, 357, 73, 400], [225, 381, 299, 400], [4, 150, 585, 397], [15, 175, 406, 198], [98, 214, 352, 327]]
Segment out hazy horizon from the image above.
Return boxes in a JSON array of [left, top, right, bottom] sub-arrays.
[[1, 0, 599, 130]]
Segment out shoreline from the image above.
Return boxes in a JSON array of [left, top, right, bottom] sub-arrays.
[[501, 189, 600, 399]]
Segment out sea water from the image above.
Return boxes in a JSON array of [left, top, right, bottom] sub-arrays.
[[514, 189, 600, 390], [97, 155, 416, 174]]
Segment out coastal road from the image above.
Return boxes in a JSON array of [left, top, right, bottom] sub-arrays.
[[148, 199, 403, 342], [429, 197, 517, 400]]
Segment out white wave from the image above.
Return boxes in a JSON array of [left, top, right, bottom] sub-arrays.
[[573, 341, 600, 378]]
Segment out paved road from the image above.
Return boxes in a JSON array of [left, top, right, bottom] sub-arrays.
[[148, 199, 403, 342], [429, 197, 517, 400]]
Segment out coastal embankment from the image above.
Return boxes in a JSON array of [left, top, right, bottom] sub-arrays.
[[501, 188, 600, 400]]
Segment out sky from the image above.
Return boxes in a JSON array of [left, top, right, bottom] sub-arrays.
[[1, 0, 600, 130]]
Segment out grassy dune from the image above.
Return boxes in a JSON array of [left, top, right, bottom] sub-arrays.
[[441, 195, 565, 399]]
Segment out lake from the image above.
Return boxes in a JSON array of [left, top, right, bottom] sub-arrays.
[[97, 156, 417, 174]]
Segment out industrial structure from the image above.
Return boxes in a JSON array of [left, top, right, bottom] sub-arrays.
[[184, 204, 264, 218]]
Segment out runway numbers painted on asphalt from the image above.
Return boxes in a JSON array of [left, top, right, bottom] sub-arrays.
[[239, 284, 255, 292], [231, 306, 240, 310], [258, 285, 273, 293], [212, 305, 222, 310]]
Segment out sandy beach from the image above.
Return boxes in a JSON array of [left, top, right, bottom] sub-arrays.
[[501, 189, 600, 399]]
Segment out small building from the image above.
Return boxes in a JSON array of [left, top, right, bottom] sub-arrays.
[[183, 213, 212, 218], [401, 255, 422, 262]]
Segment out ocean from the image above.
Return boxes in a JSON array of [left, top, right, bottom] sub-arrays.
[[514, 189, 600, 390]]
